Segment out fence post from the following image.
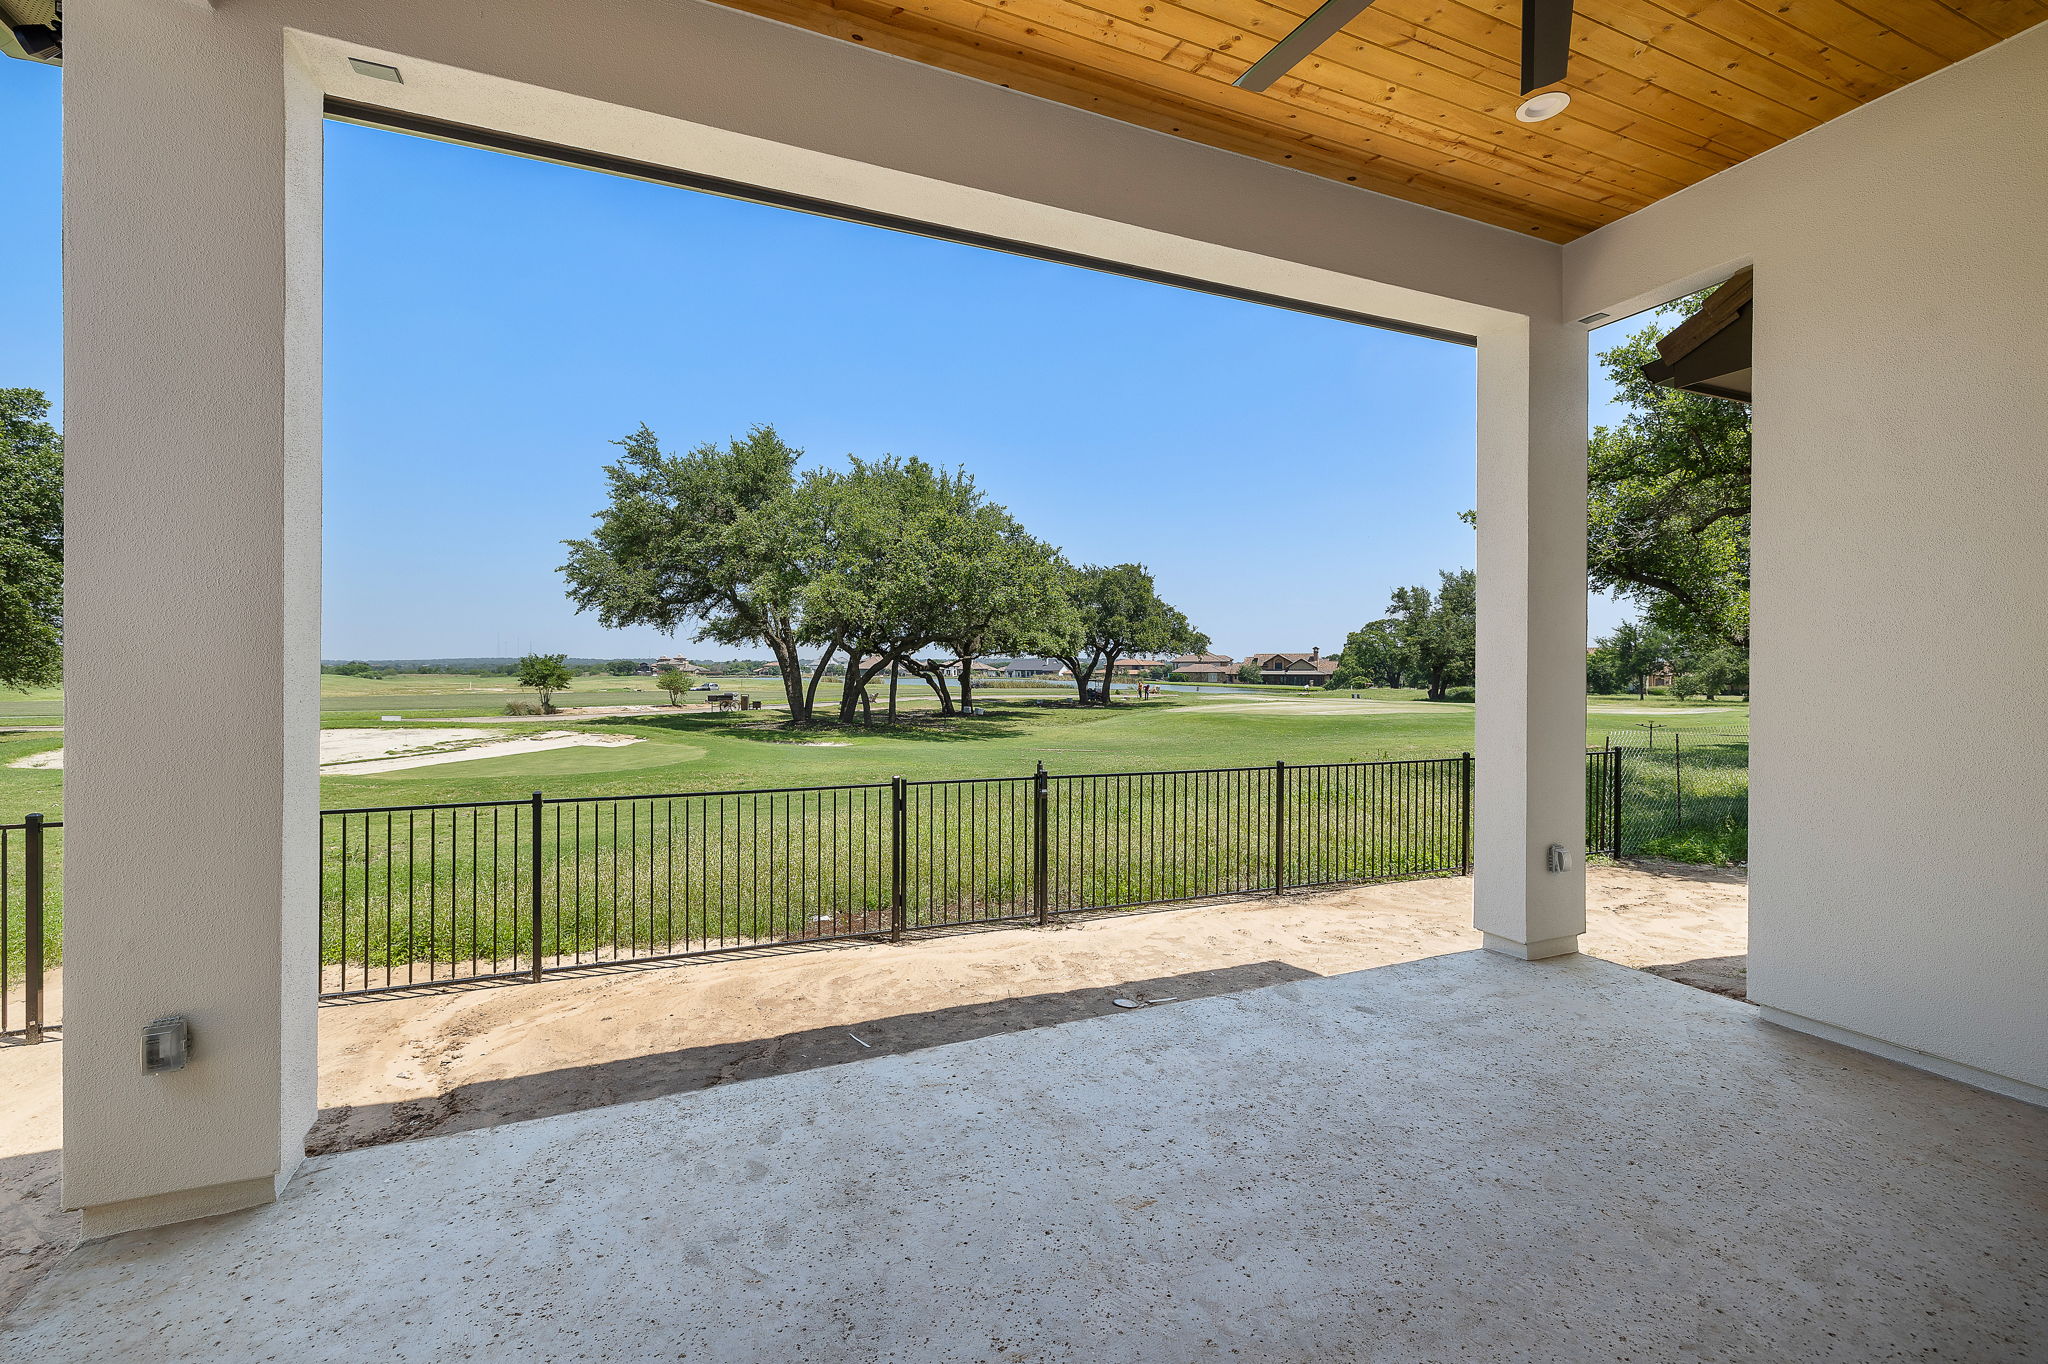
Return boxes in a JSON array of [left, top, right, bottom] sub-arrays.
[[890, 776, 907, 942], [23, 813, 44, 1043], [1609, 747, 1624, 860], [529, 791, 544, 982], [1272, 760, 1287, 895], [1672, 733, 1684, 824], [1032, 762, 1050, 926], [1459, 753, 1473, 875]]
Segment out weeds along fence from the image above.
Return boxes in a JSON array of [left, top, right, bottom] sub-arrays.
[[1589, 733, 1751, 862], [318, 757, 1475, 997], [3, 741, 1751, 1032]]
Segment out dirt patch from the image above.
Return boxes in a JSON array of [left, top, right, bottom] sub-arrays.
[[305, 863, 1745, 1154]]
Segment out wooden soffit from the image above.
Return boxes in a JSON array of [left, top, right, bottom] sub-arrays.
[[1641, 267, 1752, 402], [699, 0, 2045, 240]]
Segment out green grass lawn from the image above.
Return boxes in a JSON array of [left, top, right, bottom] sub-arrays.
[[0, 690, 1748, 986], [0, 688, 1751, 823]]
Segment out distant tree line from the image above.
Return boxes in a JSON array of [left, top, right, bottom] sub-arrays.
[[0, 389, 63, 691], [1325, 568, 1475, 701], [560, 425, 1206, 725]]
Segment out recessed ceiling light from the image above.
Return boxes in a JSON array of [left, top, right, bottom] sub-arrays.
[[347, 57, 403, 83], [1515, 91, 1571, 123]]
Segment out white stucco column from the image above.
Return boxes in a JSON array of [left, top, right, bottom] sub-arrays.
[[1472, 319, 1588, 959], [62, 0, 322, 1234]]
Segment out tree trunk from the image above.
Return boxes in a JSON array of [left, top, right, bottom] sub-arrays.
[[888, 662, 899, 722], [1099, 652, 1122, 704], [802, 642, 840, 721], [957, 658, 975, 712], [839, 657, 888, 723], [766, 633, 810, 723], [911, 660, 957, 716], [1061, 655, 1096, 705]]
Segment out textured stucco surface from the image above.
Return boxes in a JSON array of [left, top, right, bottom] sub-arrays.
[[6, 953, 2043, 1361], [1566, 26, 2048, 1092]]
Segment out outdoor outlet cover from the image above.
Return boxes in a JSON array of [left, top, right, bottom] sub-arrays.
[[143, 1016, 189, 1073], [1547, 844, 1569, 873]]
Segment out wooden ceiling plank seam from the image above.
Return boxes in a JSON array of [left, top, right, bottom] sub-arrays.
[[1038, 0, 1697, 199], [1337, 24, 1752, 174], [1576, 0, 1873, 119], [1726, 0, 1969, 74], [1311, 0, 1775, 169], [1275, 75, 1666, 206], [1384, 0, 1874, 120], [1426, 0, 1831, 140], [1950, 0, 2048, 40], [943, 0, 1649, 215], [1383, 0, 1785, 154], [1147, 0, 1721, 187], [1839, 0, 2015, 55], [1637, 0, 1913, 100], [714, 0, 1600, 232], [1232, 0, 1772, 163]]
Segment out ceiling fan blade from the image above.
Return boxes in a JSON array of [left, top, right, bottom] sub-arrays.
[[1233, 0, 1381, 93], [1520, 0, 1574, 93]]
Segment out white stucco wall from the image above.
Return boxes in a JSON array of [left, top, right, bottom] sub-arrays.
[[1567, 25, 2048, 1096]]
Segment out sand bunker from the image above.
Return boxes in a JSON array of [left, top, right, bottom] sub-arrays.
[[14, 727, 645, 775], [320, 729, 643, 774]]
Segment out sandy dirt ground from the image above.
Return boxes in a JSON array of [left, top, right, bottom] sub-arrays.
[[0, 862, 1743, 1319]]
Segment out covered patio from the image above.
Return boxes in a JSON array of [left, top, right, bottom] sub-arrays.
[[6, 0, 2044, 1352], [6, 951, 2043, 1358]]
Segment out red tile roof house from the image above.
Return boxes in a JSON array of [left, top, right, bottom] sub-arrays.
[[1248, 648, 1340, 686]]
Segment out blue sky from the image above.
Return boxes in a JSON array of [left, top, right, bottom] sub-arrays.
[[0, 61, 1638, 661]]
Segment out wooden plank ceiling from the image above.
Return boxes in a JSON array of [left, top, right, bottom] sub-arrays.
[[699, 0, 2045, 239]]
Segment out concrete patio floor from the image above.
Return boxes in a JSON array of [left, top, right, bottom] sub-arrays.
[[4, 951, 2044, 1361]]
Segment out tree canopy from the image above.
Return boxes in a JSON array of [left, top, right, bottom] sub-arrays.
[[563, 426, 1149, 723], [1035, 562, 1206, 705], [1589, 300, 1751, 653], [515, 652, 574, 710], [0, 389, 63, 691], [1327, 568, 1475, 700]]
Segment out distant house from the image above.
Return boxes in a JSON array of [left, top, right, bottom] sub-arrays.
[[1000, 657, 1070, 680], [750, 663, 781, 676], [1246, 649, 1338, 687], [1170, 652, 1236, 683], [1109, 657, 1166, 677]]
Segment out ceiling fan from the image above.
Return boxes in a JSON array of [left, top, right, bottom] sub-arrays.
[[1233, 0, 1573, 97]]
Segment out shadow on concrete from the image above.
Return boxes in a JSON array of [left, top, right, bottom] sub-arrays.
[[307, 959, 1320, 1157], [0, 1145, 77, 1322]]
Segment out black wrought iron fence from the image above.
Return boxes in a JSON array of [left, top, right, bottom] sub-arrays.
[[0, 814, 59, 1041], [318, 757, 1477, 997], [2, 741, 1748, 1032]]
